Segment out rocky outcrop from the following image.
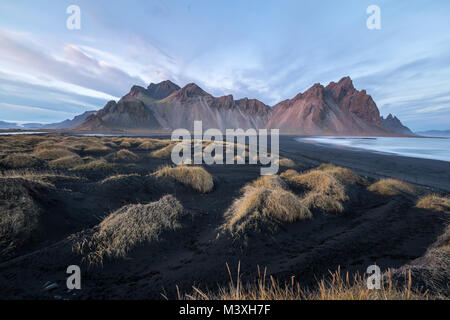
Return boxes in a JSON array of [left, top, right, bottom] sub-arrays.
[[381, 114, 414, 135], [265, 78, 389, 135], [147, 80, 180, 100]]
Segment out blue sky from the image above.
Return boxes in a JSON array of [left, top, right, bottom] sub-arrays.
[[0, 0, 449, 131]]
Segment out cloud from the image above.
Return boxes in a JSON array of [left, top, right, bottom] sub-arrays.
[[0, 30, 146, 97]]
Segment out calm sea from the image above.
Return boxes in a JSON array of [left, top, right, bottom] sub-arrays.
[[297, 136, 450, 162]]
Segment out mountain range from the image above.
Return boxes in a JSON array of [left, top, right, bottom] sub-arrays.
[[1, 77, 415, 136], [77, 76, 413, 136]]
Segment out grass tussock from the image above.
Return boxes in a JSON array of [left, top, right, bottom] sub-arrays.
[[416, 194, 450, 213], [0, 178, 44, 259], [301, 192, 344, 213], [280, 164, 363, 213], [286, 170, 348, 201], [368, 179, 416, 197], [138, 139, 171, 151], [154, 165, 214, 193], [118, 139, 133, 148], [276, 158, 296, 168], [33, 147, 76, 161], [71, 159, 116, 172], [280, 169, 300, 180], [0, 170, 79, 186], [181, 264, 428, 300], [112, 149, 139, 162], [100, 173, 140, 184], [150, 144, 175, 159], [0, 153, 40, 168], [317, 163, 364, 185], [48, 155, 83, 169], [223, 176, 311, 234], [73, 195, 183, 266]]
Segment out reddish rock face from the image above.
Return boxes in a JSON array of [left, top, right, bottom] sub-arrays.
[[326, 77, 381, 125], [266, 77, 390, 135], [236, 98, 272, 117], [168, 83, 210, 102]]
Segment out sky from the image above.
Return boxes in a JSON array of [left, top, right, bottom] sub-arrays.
[[0, 0, 449, 131]]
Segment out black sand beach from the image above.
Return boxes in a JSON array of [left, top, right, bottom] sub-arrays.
[[0, 134, 449, 299]]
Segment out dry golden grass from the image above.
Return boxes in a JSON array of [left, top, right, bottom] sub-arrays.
[[0, 170, 81, 187], [150, 144, 175, 159], [181, 264, 429, 300], [71, 159, 116, 172], [0, 176, 57, 259], [138, 139, 171, 151], [223, 176, 311, 234], [318, 163, 365, 185], [73, 195, 183, 266], [0, 153, 40, 168], [154, 165, 214, 193], [33, 147, 76, 161], [288, 170, 348, 201], [114, 149, 139, 162], [368, 179, 416, 196], [280, 169, 300, 180], [48, 155, 83, 169], [280, 164, 364, 213], [276, 158, 296, 168], [119, 140, 132, 148], [416, 194, 450, 213], [100, 173, 140, 184], [301, 192, 344, 213], [243, 175, 286, 191]]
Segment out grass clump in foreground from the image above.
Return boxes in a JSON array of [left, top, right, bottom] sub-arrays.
[[181, 264, 429, 300], [73, 195, 184, 266], [154, 165, 214, 193], [416, 194, 450, 213], [368, 178, 416, 197], [280, 164, 363, 213], [0, 177, 45, 260], [223, 176, 311, 235]]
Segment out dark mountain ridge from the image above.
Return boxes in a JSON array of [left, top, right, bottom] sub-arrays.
[[73, 77, 414, 135]]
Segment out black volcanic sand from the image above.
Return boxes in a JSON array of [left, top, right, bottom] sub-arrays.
[[0, 135, 449, 299]]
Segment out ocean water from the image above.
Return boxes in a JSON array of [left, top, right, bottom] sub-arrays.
[[0, 132, 46, 135], [297, 136, 450, 162]]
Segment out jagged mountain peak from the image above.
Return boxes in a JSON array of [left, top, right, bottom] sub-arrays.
[[381, 113, 413, 135], [147, 80, 180, 100]]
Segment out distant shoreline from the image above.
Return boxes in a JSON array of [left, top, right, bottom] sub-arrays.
[[283, 136, 450, 192]]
